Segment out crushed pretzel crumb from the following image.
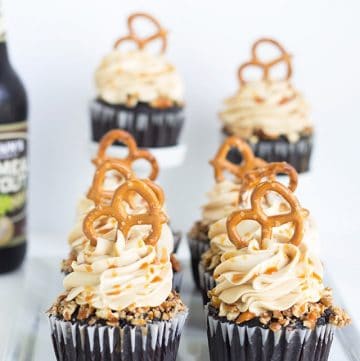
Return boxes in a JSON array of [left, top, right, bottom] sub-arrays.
[[48, 291, 186, 327]]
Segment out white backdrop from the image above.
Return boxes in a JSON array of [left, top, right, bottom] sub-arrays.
[[3, 0, 360, 261]]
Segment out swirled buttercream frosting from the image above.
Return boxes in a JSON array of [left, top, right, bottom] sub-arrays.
[[201, 180, 241, 226], [220, 80, 313, 143], [202, 201, 318, 272], [64, 226, 173, 311], [95, 49, 184, 108], [212, 239, 324, 319]]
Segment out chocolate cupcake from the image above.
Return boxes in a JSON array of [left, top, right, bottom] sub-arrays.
[[219, 38, 314, 173], [91, 13, 185, 148], [49, 179, 188, 361], [188, 136, 266, 289], [205, 180, 350, 361]]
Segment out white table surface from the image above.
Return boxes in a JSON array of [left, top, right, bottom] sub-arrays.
[[0, 232, 359, 361]]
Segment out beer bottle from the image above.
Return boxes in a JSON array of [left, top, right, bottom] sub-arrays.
[[0, 9, 28, 273]]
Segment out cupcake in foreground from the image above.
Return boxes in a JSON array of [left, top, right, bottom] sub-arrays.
[[91, 12, 185, 147], [48, 179, 188, 361], [62, 130, 183, 292], [199, 161, 317, 304], [219, 38, 314, 172], [206, 180, 350, 361], [188, 136, 265, 289]]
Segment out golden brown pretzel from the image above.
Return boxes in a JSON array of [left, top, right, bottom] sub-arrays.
[[125, 178, 165, 210], [238, 38, 292, 85], [227, 181, 306, 249], [93, 130, 159, 181], [210, 136, 267, 182], [240, 162, 298, 197], [87, 160, 134, 205], [114, 12, 167, 53], [83, 179, 167, 247]]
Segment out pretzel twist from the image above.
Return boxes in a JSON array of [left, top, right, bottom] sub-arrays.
[[238, 38, 292, 86], [93, 130, 159, 181], [114, 12, 167, 53], [240, 162, 298, 197], [227, 181, 306, 249], [83, 179, 167, 247], [87, 160, 134, 205], [210, 136, 267, 182]]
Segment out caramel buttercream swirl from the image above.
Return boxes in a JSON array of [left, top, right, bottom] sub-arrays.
[[212, 239, 324, 319], [201, 180, 241, 226], [64, 226, 173, 311], [220, 80, 312, 143], [202, 199, 319, 272], [95, 49, 184, 108]]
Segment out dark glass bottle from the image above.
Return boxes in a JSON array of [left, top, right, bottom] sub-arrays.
[[0, 18, 28, 273]]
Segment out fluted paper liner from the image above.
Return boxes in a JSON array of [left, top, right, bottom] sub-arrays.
[[90, 100, 185, 147], [49, 310, 188, 361], [187, 236, 210, 290], [172, 269, 183, 293], [225, 135, 313, 174], [205, 306, 334, 361], [198, 263, 216, 305]]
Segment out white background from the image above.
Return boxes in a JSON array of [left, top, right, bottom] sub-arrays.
[[0, 2, 359, 359], [2, 0, 360, 275]]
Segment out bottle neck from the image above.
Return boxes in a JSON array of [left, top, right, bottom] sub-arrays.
[[0, 41, 9, 68]]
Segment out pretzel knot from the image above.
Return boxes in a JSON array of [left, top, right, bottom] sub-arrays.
[[87, 160, 134, 205], [83, 179, 167, 247], [93, 130, 159, 181], [238, 38, 292, 86], [227, 181, 306, 249], [239, 162, 298, 198], [210, 136, 267, 182], [114, 12, 167, 53]]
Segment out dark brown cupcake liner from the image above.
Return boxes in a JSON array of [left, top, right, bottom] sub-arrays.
[[90, 99, 185, 148], [172, 269, 183, 293], [226, 135, 313, 173], [198, 263, 215, 305], [172, 230, 182, 254], [205, 306, 334, 361], [49, 311, 188, 361], [187, 236, 210, 290]]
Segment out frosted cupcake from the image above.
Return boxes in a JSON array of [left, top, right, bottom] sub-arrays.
[[49, 179, 188, 360], [188, 136, 265, 289], [219, 38, 313, 172], [62, 130, 183, 291], [206, 180, 349, 361], [199, 162, 319, 304], [91, 13, 185, 147]]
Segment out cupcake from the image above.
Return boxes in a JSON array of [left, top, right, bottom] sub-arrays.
[[188, 136, 266, 289], [62, 130, 183, 292], [49, 179, 188, 361], [219, 38, 314, 173], [205, 180, 350, 361], [91, 12, 185, 148], [199, 162, 319, 304]]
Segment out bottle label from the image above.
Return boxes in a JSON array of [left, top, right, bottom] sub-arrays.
[[0, 122, 27, 248]]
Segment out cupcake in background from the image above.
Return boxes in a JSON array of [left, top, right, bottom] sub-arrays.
[[49, 179, 188, 361], [219, 38, 314, 173], [188, 136, 265, 289], [206, 180, 350, 361], [91, 12, 185, 148]]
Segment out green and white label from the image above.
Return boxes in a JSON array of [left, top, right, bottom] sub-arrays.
[[0, 123, 27, 248]]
